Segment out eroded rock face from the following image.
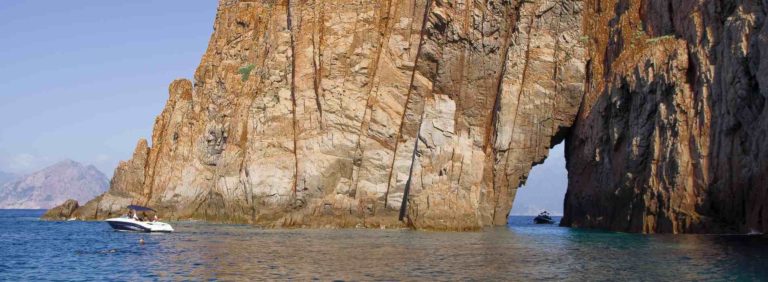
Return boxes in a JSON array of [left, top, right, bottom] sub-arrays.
[[45, 0, 768, 234], [562, 0, 768, 233], [47, 0, 586, 230]]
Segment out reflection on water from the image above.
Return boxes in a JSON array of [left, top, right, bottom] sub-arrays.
[[1, 210, 767, 280]]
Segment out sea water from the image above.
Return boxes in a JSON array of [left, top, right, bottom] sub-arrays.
[[1, 210, 766, 280]]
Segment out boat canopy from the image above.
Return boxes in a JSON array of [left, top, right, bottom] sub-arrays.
[[127, 205, 156, 212]]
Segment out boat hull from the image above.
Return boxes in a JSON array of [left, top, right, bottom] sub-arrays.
[[105, 218, 174, 233], [533, 216, 555, 224]]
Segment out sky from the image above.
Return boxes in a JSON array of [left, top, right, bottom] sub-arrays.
[[0, 1, 567, 215], [510, 143, 568, 216], [0, 1, 218, 176]]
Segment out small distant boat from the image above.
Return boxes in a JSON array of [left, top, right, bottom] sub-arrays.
[[533, 211, 555, 224], [105, 205, 173, 233]]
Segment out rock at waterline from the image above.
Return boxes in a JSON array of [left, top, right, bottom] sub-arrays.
[[42, 199, 79, 220]]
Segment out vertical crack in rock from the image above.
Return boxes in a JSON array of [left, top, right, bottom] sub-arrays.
[[549, 4, 563, 142], [311, 1, 324, 129], [506, 18, 534, 155], [492, 7, 535, 224], [287, 0, 299, 198], [400, 112, 425, 222], [486, 2, 521, 224], [356, 0, 397, 206], [384, 0, 433, 204], [486, 2, 520, 152]]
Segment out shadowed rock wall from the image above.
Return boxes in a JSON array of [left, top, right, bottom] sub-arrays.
[[562, 0, 768, 233]]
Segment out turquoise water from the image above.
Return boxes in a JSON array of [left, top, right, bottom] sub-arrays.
[[1, 210, 767, 280]]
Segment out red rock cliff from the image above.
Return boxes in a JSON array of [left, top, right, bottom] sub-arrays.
[[49, 0, 586, 230], [46, 0, 768, 233]]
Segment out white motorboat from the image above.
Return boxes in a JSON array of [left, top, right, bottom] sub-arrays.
[[105, 205, 174, 233]]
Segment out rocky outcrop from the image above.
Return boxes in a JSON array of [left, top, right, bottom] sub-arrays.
[[562, 0, 768, 233], [0, 160, 108, 209], [41, 199, 79, 220], [44, 0, 768, 234], [50, 0, 586, 230]]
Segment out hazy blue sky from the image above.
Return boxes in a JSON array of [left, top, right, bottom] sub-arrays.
[[510, 143, 567, 216], [0, 1, 566, 215], [0, 1, 217, 175]]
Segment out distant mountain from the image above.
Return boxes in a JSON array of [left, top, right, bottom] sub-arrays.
[[0, 171, 17, 186], [0, 160, 108, 209]]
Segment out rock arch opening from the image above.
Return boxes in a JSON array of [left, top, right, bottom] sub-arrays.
[[510, 142, 568, 219]]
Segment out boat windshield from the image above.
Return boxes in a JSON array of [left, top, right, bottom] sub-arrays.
[[127, 205, 155, 212], [124, 205, 160, 222]]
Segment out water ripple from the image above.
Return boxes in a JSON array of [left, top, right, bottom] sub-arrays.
[[1, 210, 767, 280]]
